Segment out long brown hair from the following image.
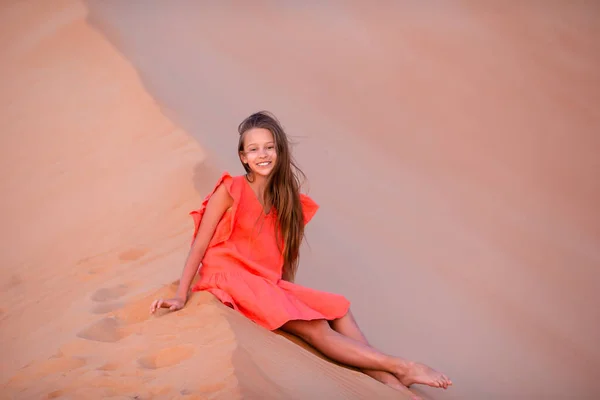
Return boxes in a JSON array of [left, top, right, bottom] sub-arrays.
[[238, 111, 306, 282]]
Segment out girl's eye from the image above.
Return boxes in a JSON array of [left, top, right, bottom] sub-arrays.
[[248, 148, 257, 152], [267, 146, 275, 150]]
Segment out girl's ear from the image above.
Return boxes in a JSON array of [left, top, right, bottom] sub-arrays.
[[239, 151, 248, 164]]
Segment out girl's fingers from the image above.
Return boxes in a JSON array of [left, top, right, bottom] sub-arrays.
[[150, 298, 182, 314], [151, 299, 163, 313]]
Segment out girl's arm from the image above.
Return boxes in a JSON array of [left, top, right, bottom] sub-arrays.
[[150, 183, 233, 313]]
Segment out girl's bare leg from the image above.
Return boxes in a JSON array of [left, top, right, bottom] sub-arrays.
[[282, 317, 451, 390], [330, 311, 420, 398]]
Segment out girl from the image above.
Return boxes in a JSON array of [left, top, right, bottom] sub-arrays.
[[150, 111, 451, 397]]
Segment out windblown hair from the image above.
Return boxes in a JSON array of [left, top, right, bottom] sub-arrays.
[[238, 111, 306, 282]]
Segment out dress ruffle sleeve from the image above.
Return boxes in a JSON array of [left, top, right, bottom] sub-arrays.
[[189, 172, 241, 248], [300, 194, 319, 225]]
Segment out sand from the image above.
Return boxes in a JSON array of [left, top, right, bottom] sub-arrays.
[[0, 1, 403, 399], [2, 1, 599, 399]]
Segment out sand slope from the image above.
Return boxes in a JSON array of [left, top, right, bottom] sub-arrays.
[[83, 3, 598, 399], [5, 289, 401, 399], [0, 1, 403, 398], [2, 1, 600, 399]]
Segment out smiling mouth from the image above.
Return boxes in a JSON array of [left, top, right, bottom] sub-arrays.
[[257, 161, 271, 166]]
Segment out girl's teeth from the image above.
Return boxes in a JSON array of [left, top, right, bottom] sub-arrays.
[[258, 162, 270, 166]]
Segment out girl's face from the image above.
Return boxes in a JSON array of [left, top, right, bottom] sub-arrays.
[[240, 128, 277, 178]]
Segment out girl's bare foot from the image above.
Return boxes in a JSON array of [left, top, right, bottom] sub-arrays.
[[393, 360, 452, 389], [363, 370, 421, 399]]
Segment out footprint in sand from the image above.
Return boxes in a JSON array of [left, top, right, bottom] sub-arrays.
[[97, 362, 119, 371], [76, 317, 129, 343], [46, 389, 65, 399], [118, 247, 148, 262], [91, 284, 129, 302], [137, 345, 195, 369]]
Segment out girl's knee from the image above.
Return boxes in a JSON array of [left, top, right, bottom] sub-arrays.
[[331, 309, 353, 326], [284, 319, 331, 343], [339, 308, 352, 320]]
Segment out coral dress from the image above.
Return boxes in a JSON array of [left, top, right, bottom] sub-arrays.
[[189, 172, 350, 330]]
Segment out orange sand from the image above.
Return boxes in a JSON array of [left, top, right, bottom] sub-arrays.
[[1, 1, 599, 399]]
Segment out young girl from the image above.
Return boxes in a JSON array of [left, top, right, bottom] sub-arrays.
[[150, 111, 451, 397]]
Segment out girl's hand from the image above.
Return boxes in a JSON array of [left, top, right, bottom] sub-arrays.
[[150, 296, 186, 314]]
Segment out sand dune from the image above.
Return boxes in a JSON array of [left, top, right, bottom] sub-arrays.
[[0, 1, 404, 398], [2, 0, 599, 399], [5, 288, 402, 399]]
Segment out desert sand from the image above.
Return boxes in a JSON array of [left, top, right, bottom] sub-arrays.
[[1, 1, 599, 399]]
